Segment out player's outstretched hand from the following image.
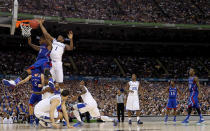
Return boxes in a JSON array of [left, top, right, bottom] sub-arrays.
[[68, 31, 73, 39], [52, 123, 59, 129], [67, 124, 74, 128], [36, 19, 44, 25]]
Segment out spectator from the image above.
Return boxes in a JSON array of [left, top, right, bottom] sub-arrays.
[[3, 114, 13, 124]]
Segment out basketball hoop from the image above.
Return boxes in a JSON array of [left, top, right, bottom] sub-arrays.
[[20, 23, 32, 37], [16, 20, 32, 37]]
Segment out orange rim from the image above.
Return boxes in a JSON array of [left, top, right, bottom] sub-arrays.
[[16, 20, 31, 28]]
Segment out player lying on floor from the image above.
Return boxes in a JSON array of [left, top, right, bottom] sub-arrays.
[[71, 80, 118, 127], [34, 89, 72, 128]]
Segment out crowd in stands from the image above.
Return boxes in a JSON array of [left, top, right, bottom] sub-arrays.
[[0, 51, 209, 78], [0, 0, 209, 24], [0, 80, 209, 123]]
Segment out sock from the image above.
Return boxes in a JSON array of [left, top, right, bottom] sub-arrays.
[[30, 115, 34, 124], [165, 115, 168, 122], [128, 117, 131, 121], [185, 115, 190, 121], [35, 117, 39, 125], [14, 77, 21, 84], [174, 116, 176, 121], [73, 110, 82, 122], [100, 116, 113, 122], [199, 114, 203, 119], [137, 117, 140, 121]]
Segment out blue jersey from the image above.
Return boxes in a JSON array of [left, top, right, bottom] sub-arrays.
[[188, 77, 199, 97], [36, 44, 50, 61], [31, 73, 42, 92], [168, 86, 177, 99]]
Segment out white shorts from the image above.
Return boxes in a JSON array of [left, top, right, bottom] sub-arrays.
[[34, 105, 59, 122], [50, 61, 63, 83], [78, 103, 100, 118], [126, 95, 140, 111]]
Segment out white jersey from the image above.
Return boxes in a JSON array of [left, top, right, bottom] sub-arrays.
[[36, 95, 61, 113], [126, 81, 140, 111], [50, 39, 65, 62], [42, 85, 54, 99], [81, 86, 97, 107], [128, 81, 139, 96]]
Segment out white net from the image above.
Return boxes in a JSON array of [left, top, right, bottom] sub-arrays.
[[20, 23, 32, 37]]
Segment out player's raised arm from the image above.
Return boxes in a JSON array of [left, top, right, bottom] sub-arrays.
[[164, 87, 170, 94], [50, 99, 60, 128], [16, 75, 32, 86], [28, 37, 40, 51], [37, 19, 54, 42], [65, 31, 74, 51]]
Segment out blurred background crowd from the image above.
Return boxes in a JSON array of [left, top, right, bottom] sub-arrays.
[[0, 80, 209, 123], [0, 0, 209, 24], [0, 51, 209, 78]]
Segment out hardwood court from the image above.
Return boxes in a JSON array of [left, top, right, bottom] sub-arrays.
[[0, 121, 209, 131]]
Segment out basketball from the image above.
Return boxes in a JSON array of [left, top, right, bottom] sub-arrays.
[[29, 19, 39, 29]]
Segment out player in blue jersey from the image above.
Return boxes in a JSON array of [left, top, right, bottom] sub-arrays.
[[182, 68, 205, 124], [164, 80, 182, 123], [2, 36, 54, 88], [16, 69, 44, 125]]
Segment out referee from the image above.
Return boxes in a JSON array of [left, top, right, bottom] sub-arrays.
[[116, 89, 125, 122]]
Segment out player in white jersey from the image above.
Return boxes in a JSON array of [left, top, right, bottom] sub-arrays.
[[37, 19, 73, 86], [34, 89, 72, 129], [71, 81, 118, 127], [125, 74, 144, 125]]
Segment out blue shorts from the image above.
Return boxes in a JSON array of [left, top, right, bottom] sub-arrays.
[[29, 93, 42, 106], [28, 58, 51, 73], [188, 95, 199, 108], [167, 99, 177, 109]]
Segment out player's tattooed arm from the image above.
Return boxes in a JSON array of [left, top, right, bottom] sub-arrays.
[[28, 37, 40, 51], [65, 31, 74, 51], [37, 19, 54, 42], [16, 75, 32, 86]]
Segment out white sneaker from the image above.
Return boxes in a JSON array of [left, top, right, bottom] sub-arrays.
[[39, 120, 51, 128]]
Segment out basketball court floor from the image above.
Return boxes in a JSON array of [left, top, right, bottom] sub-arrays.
[[1, 121, 209, 131]]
